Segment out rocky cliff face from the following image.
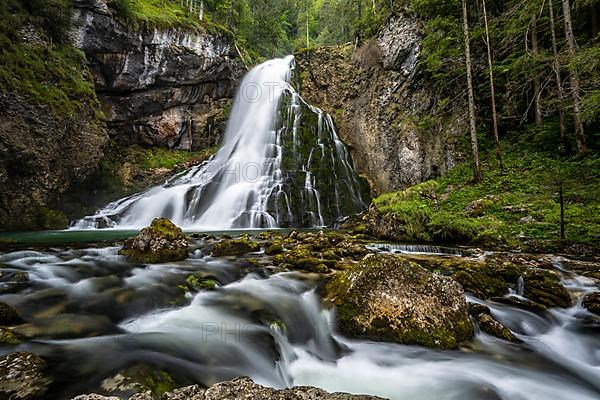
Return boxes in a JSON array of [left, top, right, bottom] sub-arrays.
[[296, 14, 466, 194], [0, 1, 243, 231], [72, 0, 244, 151], [0, 93, 107, 231]]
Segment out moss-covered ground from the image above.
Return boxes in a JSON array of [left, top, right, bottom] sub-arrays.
[[371, 130, 600, 252]]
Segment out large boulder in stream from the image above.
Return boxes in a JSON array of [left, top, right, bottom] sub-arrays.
[[72, 376, 384, 400], [120, 218, 188, 263], [324, 254, 473, 349]]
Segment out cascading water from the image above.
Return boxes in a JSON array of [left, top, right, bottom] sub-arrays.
[[2, 243, 599, 399], [74, 56, 368, 230]]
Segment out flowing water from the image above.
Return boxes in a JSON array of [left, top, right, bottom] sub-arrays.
[[74, 56, 367, 230], [1, 237, 599, 399]]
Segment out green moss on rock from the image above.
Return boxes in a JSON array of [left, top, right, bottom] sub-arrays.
[[119, 218, 188, 263], [324, 254, 473, 349], [0, 328, 21, 345], [211, 234, 260, 257], [39, 208, 68, 230]]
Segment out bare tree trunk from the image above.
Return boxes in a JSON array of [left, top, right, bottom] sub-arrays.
[[548, 0, 570, 155], [199, 0, 204, 21], [562, 0, 588, 154], [462, 0, 482, 182], [482, 0, 503, 173], [531, 19, 543, 126], [559, 180, 565, 240]]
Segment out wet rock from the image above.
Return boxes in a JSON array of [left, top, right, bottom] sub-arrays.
[[0, 271, 30, 294], [13, 314, 114, 340], [0, 352, 52, 399], [264, 242, 284, 255], [211, 234, 260, 257], [72, 376, 384, 399], [0, 328, 21, 345], [583, 292, 600, 315], [120, 218, 188, 263], [180, 274, 220, 294], [100, 363, 181, 398], [72, 395, 120, 400], [522, 269, 571, 308], [273, 245, 336, 273], [468, 303, 519, 343], [0, 302, 24, 325], [324, 254, 473, 349]]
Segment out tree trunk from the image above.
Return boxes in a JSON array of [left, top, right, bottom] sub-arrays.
[[559, 180, 565, 240], [462, 0, 482, 182], [482, 0, 503, 173], [531, 19, 543, 126], [548, 0, 570, 156], [562, 0, 587, 154]]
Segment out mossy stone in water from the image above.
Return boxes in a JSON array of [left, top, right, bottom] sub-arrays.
[[0, 328, 21, 345], [324, 254, 473, 349], [469, 303, 519, 343], [119, 218, 188, 263], [0, 302, 23, 325], [211, 234, 260, 257], [583, 292, 600, 315]]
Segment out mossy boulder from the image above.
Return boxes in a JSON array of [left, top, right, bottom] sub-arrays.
[[272, 245, 337, 272], [120, 218, 188, 263], [0, 328, 21, 345], [0, 352, 52, 399], [100, 363, 182, 398], [179, 274, 219, 295], [469, 303, 519, 343], [522, 269, 571, 308], [324, 254, 473, 349], [264, 242, 284, 255], [0, 302, 24, 325], [583, 292, 600, 315], [211, 234, 260, 257]]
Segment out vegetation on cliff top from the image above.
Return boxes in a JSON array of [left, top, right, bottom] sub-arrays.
[[0, 0, 101, 117]]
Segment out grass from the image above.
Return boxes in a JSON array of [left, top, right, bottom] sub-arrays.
[[110, 0, 232, 35], [372, 131, 600, 250]]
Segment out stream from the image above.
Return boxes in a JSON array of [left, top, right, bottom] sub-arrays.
[[1, 233, 599, 399]]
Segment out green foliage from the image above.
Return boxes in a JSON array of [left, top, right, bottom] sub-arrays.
[[139, 147, 216, 170], [373, 136, 600, 248], [0, 0, 99, 116]]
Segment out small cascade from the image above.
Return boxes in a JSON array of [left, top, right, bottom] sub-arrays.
[[74, 56, 368, 230], [367, 243, 464, 256], [517, 276, 525, 297]]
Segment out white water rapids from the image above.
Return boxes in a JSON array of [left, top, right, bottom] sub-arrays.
[[1, 242, 599, 399], [74, 56, 366, 230]]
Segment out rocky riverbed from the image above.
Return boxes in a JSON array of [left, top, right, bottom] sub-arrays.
[[0, 227, 599, 399]]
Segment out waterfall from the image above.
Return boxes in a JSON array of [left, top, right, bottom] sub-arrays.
[[74, 56, 368, 230]]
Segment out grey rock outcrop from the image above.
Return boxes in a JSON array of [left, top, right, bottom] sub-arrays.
[[72, 376, 385, 400], [72, 0, 244, 151], [296, 14, 465, 194]]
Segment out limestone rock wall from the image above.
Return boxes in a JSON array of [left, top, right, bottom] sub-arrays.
[[296, 14, 466, 194]]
